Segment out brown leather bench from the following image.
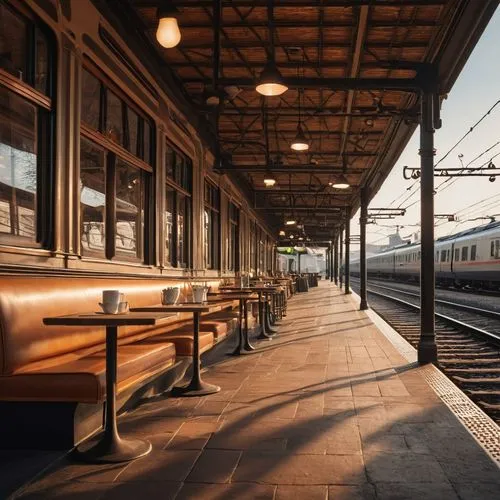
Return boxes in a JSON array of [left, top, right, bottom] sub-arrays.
[[0, 276, 237, 448]]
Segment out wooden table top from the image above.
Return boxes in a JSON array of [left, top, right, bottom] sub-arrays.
[[209, 293, 258, 300], [131, 302, 224, 314], [43, 311, 174, 327]]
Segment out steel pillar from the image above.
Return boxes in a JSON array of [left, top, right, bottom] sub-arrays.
[[298, 253, 301, 274], [333, 233, 339, 284], [344, 211, 351, 294], [359, 187, 369, 310], [418, 90, 438, 364], [326, 246, 330, 279], [339, 228, 343, 288], [330, 242, 334, 282]]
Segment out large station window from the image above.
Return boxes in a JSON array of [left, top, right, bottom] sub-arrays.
[[80, 65, 153, 261], [204, 180, 219, 270], [0, 2, 54, 247], [165, 145, 192, 268], [228, 201, 239, 272]]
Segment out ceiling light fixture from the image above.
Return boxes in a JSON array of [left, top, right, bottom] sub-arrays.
[[263, 170, 277, 187], [291, 58, 308, 151], [331, 174, 350, 189], [364, 118, 374, 128], [285, 219, 296, 226], [256, 0, 288, 96], [279, 230, 286, 237], [156, 5, 181, 48]]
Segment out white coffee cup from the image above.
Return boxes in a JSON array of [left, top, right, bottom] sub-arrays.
[[102, 290, 121, 305]]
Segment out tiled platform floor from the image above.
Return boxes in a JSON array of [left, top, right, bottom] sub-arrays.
[[13, 282, 500, 499]]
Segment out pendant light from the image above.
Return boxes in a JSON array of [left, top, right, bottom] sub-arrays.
[[291, 61, 308, 150], [256, 0, 288, 96], [331, 174, 350, 189], [263, 170, 276, 187], [156, 5, 181, 48]]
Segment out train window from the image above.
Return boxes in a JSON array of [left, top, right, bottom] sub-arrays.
[[0, 2, 55, 249], [454, 248, 459, 261], [470, 245, 477, 261], [446, 250, 450, 262], [496, 240, 500, 259], [491, 241, 495, 257], [461, 247, 468, 261], [440, 250, 446, 262]]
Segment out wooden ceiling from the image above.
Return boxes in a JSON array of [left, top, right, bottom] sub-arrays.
[[125, 0, 496, 240]]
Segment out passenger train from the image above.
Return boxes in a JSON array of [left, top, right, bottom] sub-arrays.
[[350, 222, 500, 290]]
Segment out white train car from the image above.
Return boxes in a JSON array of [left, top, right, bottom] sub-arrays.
[[350, 222, 500, 290]]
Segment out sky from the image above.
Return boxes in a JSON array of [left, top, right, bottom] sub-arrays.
[[350, 7, 500, 247]]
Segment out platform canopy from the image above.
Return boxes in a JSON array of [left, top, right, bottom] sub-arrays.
[[108, 0, 497, 241]]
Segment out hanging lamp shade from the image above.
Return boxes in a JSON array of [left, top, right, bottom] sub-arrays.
[[256, 60, 288, 96], [156, 6, 181, 48], [331, 174, 350, 189], [291, 124, 309, 151], [263, 170, 277, 187]]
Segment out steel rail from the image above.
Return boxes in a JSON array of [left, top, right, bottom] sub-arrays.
[[365, 287, 500, 343]]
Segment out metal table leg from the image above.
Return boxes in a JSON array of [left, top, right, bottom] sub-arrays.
[[257, 291, 273, 340], [75, 326, 152, 463], [243, 299, 256, 351], [173, 312, 220, 396]]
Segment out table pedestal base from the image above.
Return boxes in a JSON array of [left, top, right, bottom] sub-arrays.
[[172, 380, 221, 397], [76, 435, 151, 464]]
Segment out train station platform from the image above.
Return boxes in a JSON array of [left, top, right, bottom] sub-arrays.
[[11, 282, 500, 499]]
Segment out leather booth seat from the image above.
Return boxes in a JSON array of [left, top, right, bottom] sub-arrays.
[[0, 276, 235, 404]]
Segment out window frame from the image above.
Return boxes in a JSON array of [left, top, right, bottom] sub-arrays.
[[204, 179, 220, 270], [0, 0, 56, 249], [228, 200, 240, 272], [79, 62, 155, 263], [164, 143, 192, 269]]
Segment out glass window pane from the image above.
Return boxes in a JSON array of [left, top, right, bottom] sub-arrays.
[[106, 91, 123, 145], [127, 107, 139, 156], [115, 159, 143, 259], [81, 69, 101, 130], [0, 88, 37, 241], [35, 29, 49, 94], [80, 138, 105, 256], [0, 4, 28, 82], [165, 187, 174, 265], [204, 208, 211, 268], [177, 192, 186, 268], [166, 148, 174, 179]]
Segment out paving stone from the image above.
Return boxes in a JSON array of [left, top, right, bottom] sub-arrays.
[[101, 481, 182, 500], [233, 451, 366, 485], [364, 451, 449, 484], [276, 485, 328, 500], [19, 480, 112, 499], [116, 450, 200, 482], [328, 484, 377, 500], [374, 482, 459, 500], [186, 449, 241, 483], [176, 482, 276, 499], [452, 482, 500, 500]]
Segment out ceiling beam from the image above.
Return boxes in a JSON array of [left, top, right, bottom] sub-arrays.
[[176, 40, 429, 49], [256, 189, 352, 195], [217, 165, 366, 173], [339, 5, 370, 163], [134, 1, 447, 7]]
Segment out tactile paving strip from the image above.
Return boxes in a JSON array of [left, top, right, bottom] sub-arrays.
[[363, 305, 500, 465]]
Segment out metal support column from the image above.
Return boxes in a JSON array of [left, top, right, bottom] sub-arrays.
[[344, 211, 351, 294], [330, 242, 334, 282], [333, 233, 339, 284], [339, 228, 343, 288], [326, 246, 330, 280], [359, 187, 369, 309], [418, 88, 438, 364]]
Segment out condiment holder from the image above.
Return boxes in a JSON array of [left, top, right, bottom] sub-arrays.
[[162, 287, 180, 305]]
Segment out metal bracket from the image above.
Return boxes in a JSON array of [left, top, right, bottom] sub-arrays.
[[403, 162, 500, 182]]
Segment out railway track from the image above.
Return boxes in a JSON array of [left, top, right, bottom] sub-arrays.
[[350, 278, 500, 424]]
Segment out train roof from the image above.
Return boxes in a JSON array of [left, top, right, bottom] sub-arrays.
[[436, 221, 500, 242]]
